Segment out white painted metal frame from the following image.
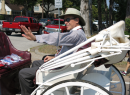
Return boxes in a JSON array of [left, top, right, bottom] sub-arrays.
[[31, 31, 130, 95]]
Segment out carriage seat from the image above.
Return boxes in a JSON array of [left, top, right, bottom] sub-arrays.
[[0, 32, 31, 95]]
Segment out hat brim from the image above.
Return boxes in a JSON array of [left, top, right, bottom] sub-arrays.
[[59, 14, 86, 26]]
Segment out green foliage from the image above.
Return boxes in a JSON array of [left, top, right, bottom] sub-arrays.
[[38, 0, 80, 15], [0, 15, 4, 20], [92, 0, 98, 20], [125, 18, 130, 35], [92, 0, 97, 5], [10, 0, 36, 7], [38, 0, 60, 18], [38, 0, 54, 10], [10, 0, 38, 16], [70, 0, 80, 10], [124, 31, 130, 36], [61, 0, 80, 12], [92, 5, 98, 20], [114, 0, 127, 21], [62, 0, 73, 12], [92, 0, 127, 22], [92, 0, 107, 21]]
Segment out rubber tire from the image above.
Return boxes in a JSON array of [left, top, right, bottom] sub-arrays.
[[37, 27, 43, 34], [111, 65, 126, 95], [6, 31, 12, 35], [41, 79, 113, 95]]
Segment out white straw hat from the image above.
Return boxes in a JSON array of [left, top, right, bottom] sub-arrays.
[[59, 8, 86, 26]]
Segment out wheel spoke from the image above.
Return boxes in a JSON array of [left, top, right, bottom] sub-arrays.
[[110, 82, 121, 89], [65, 87, 70, 95], [111, 72, 116, 77], [111, 81, 121, 85], [80, 87, 84, 95]]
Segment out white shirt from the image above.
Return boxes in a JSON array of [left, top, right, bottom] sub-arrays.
[[35, 26, 87, 56]]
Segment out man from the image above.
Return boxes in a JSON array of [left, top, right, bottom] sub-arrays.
[[19, 8, 87, 95]]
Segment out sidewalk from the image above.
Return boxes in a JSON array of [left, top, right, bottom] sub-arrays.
[[30, 46, 51, 62]]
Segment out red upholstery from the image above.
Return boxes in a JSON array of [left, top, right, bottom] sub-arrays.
[[0, 32, 31, 95]]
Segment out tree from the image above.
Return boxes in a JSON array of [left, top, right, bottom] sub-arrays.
[[70, 0, 80, 10], [62, 0, 73, 12], [39, 0, 80, 17], [92, 0, 109, 29], [80, 0, 92, 37], [114, 0, 127, 21], [125, 0, 130, 34], [30, 0, 39, 17], [39, 0, 56, 18], [39, 0, 81, 18], [126, 0, 130, 18], [92, 0, 98, 20], [98, 0, 102, 31], [10, 0, 38, 16], [109, 0, 114, 26], [92, 5, 98, 20], [104, 0, 108, 27], [0, 15, 4, 20]]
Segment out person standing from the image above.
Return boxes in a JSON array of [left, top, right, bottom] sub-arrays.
[[121, 51, 130, 76]]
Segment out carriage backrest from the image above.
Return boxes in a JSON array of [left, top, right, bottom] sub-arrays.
[[95, 20, 125, 43]]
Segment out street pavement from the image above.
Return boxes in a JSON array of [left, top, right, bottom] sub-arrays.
[[8, 33, 43, 51], [8, 32, 45, 62], [8, 32, 130, 95]]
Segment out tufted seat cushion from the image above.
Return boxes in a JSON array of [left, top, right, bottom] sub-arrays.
[[0, 33, 10, 58]]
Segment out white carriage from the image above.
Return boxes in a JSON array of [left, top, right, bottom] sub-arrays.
[[31, 20, 129, 95]]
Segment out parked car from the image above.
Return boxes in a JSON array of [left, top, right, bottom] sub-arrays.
[[39, 18, 51, 28], [93, 20, 99, 30], [113, 21, 116, 24], [93, 20, 98, 25], [2, 16, 43, 35], [102, 21, 116, 28], [0, 20, 7, 31], [92, 23, 98, 31], [102, 21, 106, 27], [43, 19, 67, 34]]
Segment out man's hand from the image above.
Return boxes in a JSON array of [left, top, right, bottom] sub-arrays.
[[44, 56, 55, 62], [20, 25, 36, 41]]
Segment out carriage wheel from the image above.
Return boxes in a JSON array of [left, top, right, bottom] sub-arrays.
[[110, 65, 126, 95], [41, 79, 112, 95]]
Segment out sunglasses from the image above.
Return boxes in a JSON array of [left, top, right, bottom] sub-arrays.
[[64, 18, 75, 22]]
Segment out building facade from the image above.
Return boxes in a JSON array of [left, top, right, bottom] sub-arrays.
[[0, 0, 24, 15], [0, 0, 62, 20]]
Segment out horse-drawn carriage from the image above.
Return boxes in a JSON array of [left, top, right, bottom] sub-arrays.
[[30, 20, 129, 95]]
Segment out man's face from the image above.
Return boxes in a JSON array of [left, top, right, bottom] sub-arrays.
[[64, 15, 79, 30]]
